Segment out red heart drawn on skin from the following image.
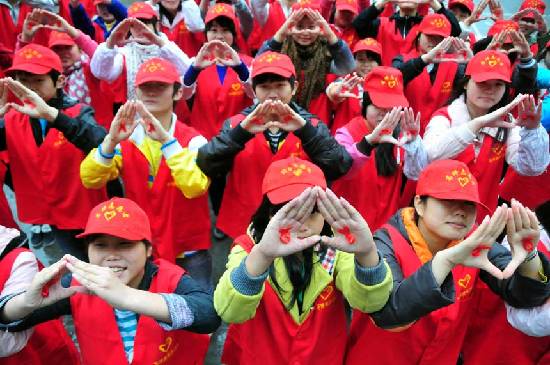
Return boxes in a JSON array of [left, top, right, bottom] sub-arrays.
[[471, 244, 492, 257], [251, 117, 264, 125], [279, 227, 291, 244], [22, 98, 36, 109], [283, 115, 294, 123], [522, 237, 535, 252], [337, 226, 356, 244], [119, 123, 127, 133], [380, 129, 392, 136], [146, 121, 155, 133], [41, 273, 61, 298]]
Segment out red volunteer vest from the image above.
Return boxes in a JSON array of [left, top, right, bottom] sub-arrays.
[[330, 84, 361, 134], [222, 235, 348, 365], [296, 73, 337, 125], [83, 64, 115, 129], [71, 259, 210, 365], [247, 0, 286, 53], [189, 55, 253, 140], [332, 117, 404, 231], [345, 223, 479, 365], [338, 27, 359, 50], [377, 17, 420, 66], [500, 166, 550, 210], [432, 107, 506, 218], [0, 152, 16, 228], [0, 248, 80, 365], [403, 49, 458, 136], [462, 242, 550, 365], [4, 106, 107, 229], [216, 115, 315, 238], [0, 4, 49, 51], [120, 121, 210, 262], [161, 22, 204, 58]]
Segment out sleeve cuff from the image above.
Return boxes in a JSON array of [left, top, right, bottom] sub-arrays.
[[228, 123, 255, 145], [518, 58, 536, 68], [158, 293, 194, 330], [356, 138, 374, 156], [183, 64, 201, 86], [354, 252, 388, 286], [231, 61, 250, 82], [327, 39, 344, 52], [267, 38, 283, 50], [161, 138, 184, 159], [0, 292, 25, 328], [293, 120, 317, 142], [230, 258, 269, 296], [95, 145, 115, 165]]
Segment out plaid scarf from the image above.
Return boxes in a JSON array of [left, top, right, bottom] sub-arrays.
[[64, 54, 91, 105]]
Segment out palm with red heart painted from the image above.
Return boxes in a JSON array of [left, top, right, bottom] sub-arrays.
[[134, 100, 171, 143], [209, 40, 242, 67], [267, 101, 307, 132], [104, 101, 139, 152], [4, 78, 58, 121], [240, 101, 279, 134], [106, 18, 134, 49], [516, 94, 542, 130], [399, 107, 421, 145], [365, 106, 403, 146], [327, 73, 363, 103]]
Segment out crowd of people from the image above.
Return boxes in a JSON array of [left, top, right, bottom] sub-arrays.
[[0, 0, 549, 363]]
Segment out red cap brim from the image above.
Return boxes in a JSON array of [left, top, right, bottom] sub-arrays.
[[266, 183, 315, 204], [252, 66, 295, 79], [50, 40, 76, 47], [336, 4, 358, 14], [369, 90, 409, 108], [470, 71, 511, 83], [76, 226, 148, 241], [422, 191, 490, 215], [5, 63, 55, 75], [135, 75, 180, 86]]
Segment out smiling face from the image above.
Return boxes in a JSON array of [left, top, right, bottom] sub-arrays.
[[465, 78, 507, 112], [87, 235, 152, 288], [354, 51, 380, 77], [206, 19, 235, 46], [415, 196, 477, 242], [291, 16, 320, 46]]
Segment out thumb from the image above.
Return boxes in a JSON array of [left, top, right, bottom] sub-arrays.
[[481, 260, 504, 280], [502, 252, 527, 279]]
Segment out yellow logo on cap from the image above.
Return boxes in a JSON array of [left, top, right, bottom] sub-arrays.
[[430, 18, 447, 28], [20, 49, 42, 60], [212, 3, 228, 14], [481, 54, 504, 68], [362, 38, 377, 46], [95, 201, 130, 221], [281, 163, 312, 177], [144, 61, 165, 73], [381, 75, 398, 89], [445, 169, 476, 187], [258, 53, 281, 64], [129, 2, 144, 11]]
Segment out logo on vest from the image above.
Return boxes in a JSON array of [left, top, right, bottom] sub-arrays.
[[316, 283, 336, 310], [154, 336, 180, 365], [441, 81, 452, 94], [53, 131, 67, 147], [228, 82, 244, 97], [95, 201, 130, 221], [489, 143, 505, 163], [178, 22, 189, 34], [457, 273, 473, 300]]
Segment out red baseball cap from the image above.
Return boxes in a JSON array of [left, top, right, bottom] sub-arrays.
[[205, 3, 237, 26], [291, 0, 321, 11], [93, 0, 109, 5], [465, 50, 511, 83], [135, 57, 181, 86], [417, 14, 451, 37], [487, 20, 519, 38], [363, 66, 409, 108], [251, 51, 296, 79], [448, 0, 474, 14], [48, 31, 76, 48], [128, 2, 157, 20], [519, 0, 545, 14], [76, 198, 152, 242], [336, 0, 358, 14], [353, 37, 382, 56], [262, 157, 327, 204], [416, 160, 486, 209], [6, 44, 62, 75]]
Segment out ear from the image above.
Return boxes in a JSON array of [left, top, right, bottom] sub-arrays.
[[145, 243, 153, 258], [413, 195, 425, 218], [172, 85, 183, 102], [291, 80, 299, 97], [55, 74, 66, 90]]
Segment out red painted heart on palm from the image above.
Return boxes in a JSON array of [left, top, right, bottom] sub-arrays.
[[279, 227, 291, 244], [337, 226, 356, 244], [380, 129, 392, 136], [522, 237, 535, 252], [471, 244, 491, 257]]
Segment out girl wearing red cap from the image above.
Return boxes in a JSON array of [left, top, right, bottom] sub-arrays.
[[214, 157, 392, 365], [0, 44, 108, 263], [352, 0, 460, 67], [81, 58, 212, 288], [258, 7, 355, 124], [0, 197, 220, 365], [345, 159, 550, 365], [424, 50, 549, 217], [332, 66, 426, 231], [0, 226, 80, 365], [326, 37, 382, 133]]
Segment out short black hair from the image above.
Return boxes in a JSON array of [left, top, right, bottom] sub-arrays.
[[15, 69, 61, 84], [252, 73, 296, 90], [205, 17, 237, 45], [355, 50, 382, 66]]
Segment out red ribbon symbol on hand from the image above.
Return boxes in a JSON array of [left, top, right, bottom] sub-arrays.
[[522, 238, 535, 252], [279, 227, 291, 244], [337, 226, 356, 244], [41, 274, 61, 298], [380, 129, 392, 136], [471, 244, 491, 257]]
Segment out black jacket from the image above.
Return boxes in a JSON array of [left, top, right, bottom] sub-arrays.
[[197, 102, 353, 181], [0, 259, 221, 334], [369, 210, 550, 329]]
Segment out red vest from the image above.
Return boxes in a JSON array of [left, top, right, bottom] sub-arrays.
[[83, 64, 115, 129], [345, 223, 478, 365], [0, 4, 48, 51], [247, 0, 286, 53], [71, 259, 210, 365], [0, 152, 16, 228], [161, 22, 204, 58], [337, 27, 359, 50], [500, 166, 550, 210], [376, 17, 420, 66], [189, 56, 253, 140], [332, 117, 404, 231], [0, 248, 80, 365], [403, 49, 458, 136], [222, 235, 348, 365], [297, 73, 337, 125], [330, 84, 361, 134], [4, 106, 107, 229], [432, 107, 506, 219], [216, 115, 315, 238], [461, 242, 550, 365], [120, 122, 211, 261]]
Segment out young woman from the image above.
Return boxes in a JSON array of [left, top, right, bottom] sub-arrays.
[[327, 37, 382, 133], [345, 159, 550, 365], [332, 66, 426, 231], [257, 6, 355, 124], [214, 157, 392, 364], [423, 49, 549, 218], [0, 197, 220, 365]]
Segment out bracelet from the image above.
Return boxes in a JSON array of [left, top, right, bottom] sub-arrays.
[[98, 143, 115, 159], [161, 138, 177, 150], [524, 249, 538, 263]]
